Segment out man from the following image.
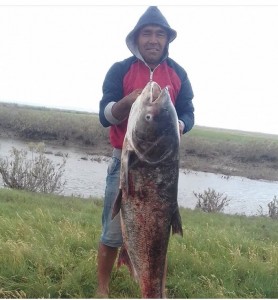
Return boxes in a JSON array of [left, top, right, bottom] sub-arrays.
[[97, 6, 194, 297]]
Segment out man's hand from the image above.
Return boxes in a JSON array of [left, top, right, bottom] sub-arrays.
[[111, 89, 143, 122], [125, 89, 143, 106], [178, 120, 185, 137]]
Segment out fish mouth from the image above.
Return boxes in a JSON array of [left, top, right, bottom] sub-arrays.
[[148, 82, 169, 103]]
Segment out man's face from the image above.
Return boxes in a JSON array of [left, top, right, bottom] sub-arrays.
[[137, 25, 169, 68]]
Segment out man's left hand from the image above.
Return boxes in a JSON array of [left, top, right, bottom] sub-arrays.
[[178, 120, 185, 136]]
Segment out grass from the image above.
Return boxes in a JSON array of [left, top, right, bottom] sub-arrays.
[[0, 188, 278, 298], [187, 125, 278, 143], [0, 189, 102, 298], [168, 211, 278, 298]]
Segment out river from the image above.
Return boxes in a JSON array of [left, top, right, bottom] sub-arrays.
[[0, 137, 277, 216]]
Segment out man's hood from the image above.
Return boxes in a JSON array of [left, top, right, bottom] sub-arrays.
[[126, 6, 177, 62]]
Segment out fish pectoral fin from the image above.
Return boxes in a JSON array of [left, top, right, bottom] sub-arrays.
[[111, 189, 122, 220], [117, 245, 136, 280], [171, 209, 183, 237]]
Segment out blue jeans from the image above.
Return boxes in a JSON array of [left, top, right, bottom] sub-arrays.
[[100, 156, 123, 247]]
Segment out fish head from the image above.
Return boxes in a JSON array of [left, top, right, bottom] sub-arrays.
[[127, 81, 180, 164]]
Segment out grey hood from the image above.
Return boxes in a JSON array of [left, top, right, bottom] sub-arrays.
[[126, 6, 177, 61]]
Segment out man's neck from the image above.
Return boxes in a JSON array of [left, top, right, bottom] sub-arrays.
[[147, 63, 159, 71]]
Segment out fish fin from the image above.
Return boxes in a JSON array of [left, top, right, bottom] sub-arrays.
[[124, 150, 132, 195], [111, 189, 122, 220], [117, 245, 136, 279], [171, 209, 183, 237]]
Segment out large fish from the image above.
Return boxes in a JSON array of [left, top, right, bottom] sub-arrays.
[[112, 81, 183, 298]]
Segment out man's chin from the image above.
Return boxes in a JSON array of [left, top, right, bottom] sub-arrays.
[[144, 57, 161, 65]]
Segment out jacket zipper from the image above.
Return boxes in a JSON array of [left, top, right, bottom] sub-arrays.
[[143, 61, 159, 82], [149, 64, 160, 82]]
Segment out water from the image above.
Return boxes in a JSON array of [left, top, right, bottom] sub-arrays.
[[178, 170, 278, 216], [0, 138, 277, 216]]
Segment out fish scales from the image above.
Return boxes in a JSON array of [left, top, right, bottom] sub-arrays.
[[112, 81, 183, 298]]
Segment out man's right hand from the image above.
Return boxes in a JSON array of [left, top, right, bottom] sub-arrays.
[[125, 89, 143, 106], [111, 88, 143, 122]]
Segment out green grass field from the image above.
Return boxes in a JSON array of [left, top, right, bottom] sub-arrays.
[[187, 124, 278, 143], [0, 188, 277, 298]]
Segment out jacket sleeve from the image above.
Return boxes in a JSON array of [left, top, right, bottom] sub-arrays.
[[99, 62, 125, 127], [175, 69, 195, 134]]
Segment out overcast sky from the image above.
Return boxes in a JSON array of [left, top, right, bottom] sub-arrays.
[[0, 2, 277, 135]]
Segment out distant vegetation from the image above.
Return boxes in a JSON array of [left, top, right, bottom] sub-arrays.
[[1, 102, 278, 181], [184, 126, 278, 181], [0, 189, 277, 298], [0, 102, 108, 148]]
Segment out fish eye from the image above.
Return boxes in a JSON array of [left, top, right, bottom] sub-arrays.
[[145, 114, 152, 121]]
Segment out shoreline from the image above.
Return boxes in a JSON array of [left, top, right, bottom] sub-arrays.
[[1, 131, 277, 183], [1, 102, 277, 183]]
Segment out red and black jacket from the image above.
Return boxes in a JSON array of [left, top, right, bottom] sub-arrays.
[[99, 56, 194, 149]]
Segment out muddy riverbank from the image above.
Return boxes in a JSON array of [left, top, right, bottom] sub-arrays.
[[1, 126, 277, 182]]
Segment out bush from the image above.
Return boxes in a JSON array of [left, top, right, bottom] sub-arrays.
[[193, 188, 230, 213], [268, 196, 278, 220], [0, 143, 66, 194]]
